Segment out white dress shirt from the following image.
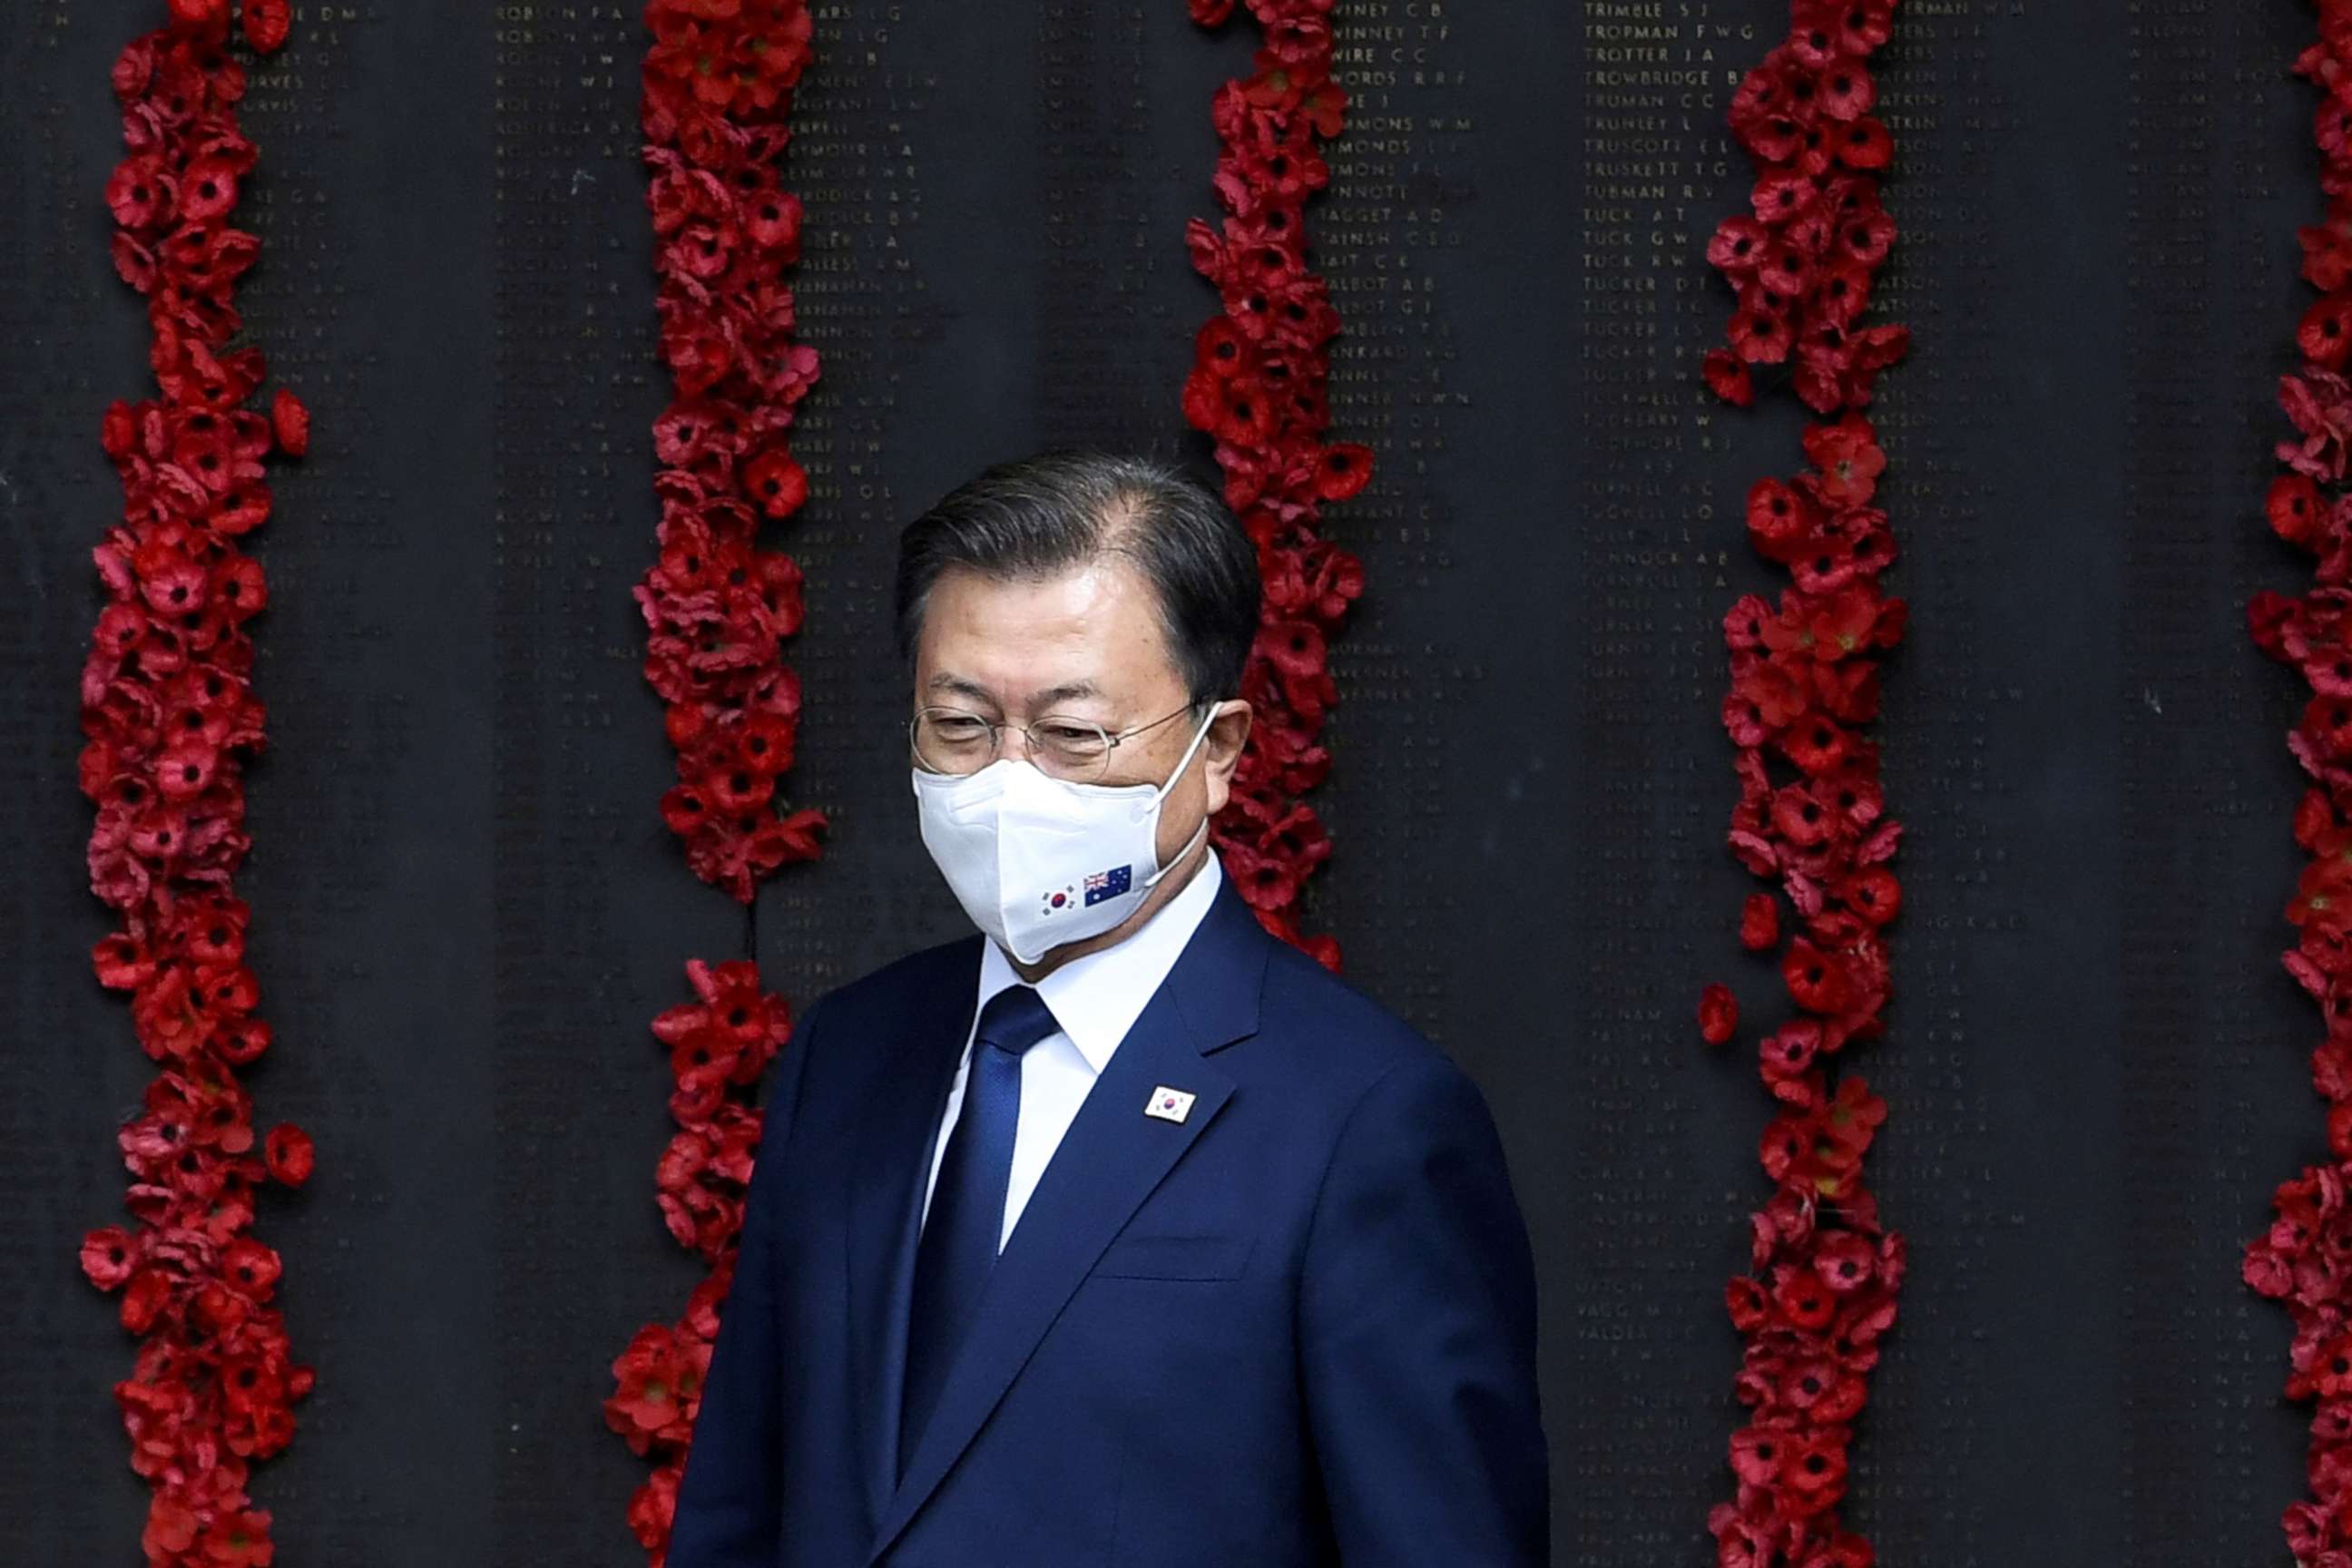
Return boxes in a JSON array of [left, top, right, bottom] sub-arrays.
[[919, 848, 1226, 1251]]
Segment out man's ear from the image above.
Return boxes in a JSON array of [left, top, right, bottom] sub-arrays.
[[1200, 700, 1253, 818]]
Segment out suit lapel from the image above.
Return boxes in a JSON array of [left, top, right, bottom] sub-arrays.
[[843, 938, 982, 1533], [862, 876, 1271, 1563]]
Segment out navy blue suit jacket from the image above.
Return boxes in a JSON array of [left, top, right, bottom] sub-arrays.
[[667, 873, 1549, 1566]]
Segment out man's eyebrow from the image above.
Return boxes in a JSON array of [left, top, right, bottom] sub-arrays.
[[925, 672, 998, 704], [923, 673, 1105, 710], [1030, 679, 1102, 708]]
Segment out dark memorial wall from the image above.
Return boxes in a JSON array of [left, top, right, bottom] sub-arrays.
[[0, 0, 2325, 1563]]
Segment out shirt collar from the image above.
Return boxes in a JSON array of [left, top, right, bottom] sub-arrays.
[[973, 849, 1226, 1073]]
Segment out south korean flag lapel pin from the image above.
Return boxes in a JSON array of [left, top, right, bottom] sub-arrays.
[[1144, 1085, 1196, 1124]]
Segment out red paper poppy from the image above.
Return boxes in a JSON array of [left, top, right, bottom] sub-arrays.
[[1700, 981, 1741, 1045], [81, 16, 315, 1563], [1703, 7, 1909, 1559], [1183, 0, 1360, 967], [611, 5, 835, 1553], [1705, 348, 1757, 407], [2240, 21, 2352, 1559]]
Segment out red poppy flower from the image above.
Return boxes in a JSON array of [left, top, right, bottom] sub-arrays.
[[82, 1227, 140, 1290], [262, 1123, 312, 1186], [1740, 893, 1782, 951], [1824, 0, 1893, 54], [1751, 171, 1820, 227], [1729, 1421, 1797, 1486], [2281, 368, 2352, 480], [606, 1322, 706, 1446], [2249, 1235, 2304, 1301], [1206, 373, 1281, 446], [1257, 17, 1332, 72], [1832, 118, 1892, 171], [1772, 1267, 1838, 1329], [1315, 442, 1372, 501], [1744, 476, 1820, 562], [1278, 537, 1362, 621], [2308, 292, 2352, 371], [1705, 348, 1757, 406], [1759, 1026, 1825, 1111], [741, 447, 808, 520], [1816, 60, 1875, 120], [1783, 1359, 1864, 1424], [1257, 625, 1335, 724], [1779, 937, 1851, 1014], [199, 1508, 277, 1568], [180, 154, 247, 229], [1801, 415, 1885, 504], [1810, 1230, 1877, 1293], [1837, 865, 1900, 926], [108, 155, 176, 234], [2324, 94, 2352, 164], [241, 0, 291, 52], [1814, 1076, 1888, 1158], [1805, 256, 1875, 331], [1780, 1431, 1850, 1513], [743, 183, 804, 253], [1721, 1277, 1772, 1337], [1700, 981, 1741, 1045], [2306, 693, 2352, 765], [1194, 314, 1251, 380], [1228, 835, 1307, 917], [1833, 198, 1896, 267], [1729, 302, 1795, 365], [1734, 652, 1815, 733], [1770, 783, 1841, 848], [1749, 238, 1809, 299], [259, 391, 309, 463], [627, 1462, 684, 1551], [1710, 213, 1774, 277], [2305, 203, 2352, 289], [1730, 61, 1802, 142], [2313, 1333, 2352, 1400]]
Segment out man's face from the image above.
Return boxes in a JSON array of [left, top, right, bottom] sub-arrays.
[[911, 557, 1244, 871]]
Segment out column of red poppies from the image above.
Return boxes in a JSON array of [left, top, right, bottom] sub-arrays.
[[1690, 3, 1909, 1564], [2238, 7, 2352, 1561], [600, 2, 828, 1559], [1179, 0, 1372, 972], [74, 6, 314, 1568]]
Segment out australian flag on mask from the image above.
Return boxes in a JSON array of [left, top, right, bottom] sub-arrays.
[[1083, 866, 1132, 906]]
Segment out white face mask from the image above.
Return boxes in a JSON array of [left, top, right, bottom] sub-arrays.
[[912, 704, 1220, 965]]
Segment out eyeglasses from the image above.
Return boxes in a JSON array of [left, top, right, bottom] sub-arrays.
[[909, 701, 1203, 784]]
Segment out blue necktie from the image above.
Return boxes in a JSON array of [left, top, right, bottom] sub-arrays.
[[899, 983, 1061, 1475]]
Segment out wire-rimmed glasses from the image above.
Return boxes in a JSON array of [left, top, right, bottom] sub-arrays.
[[909, 701, 1200, 783]]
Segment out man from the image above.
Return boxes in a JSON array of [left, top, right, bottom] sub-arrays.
[[667, 447, 1549, 1567]]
